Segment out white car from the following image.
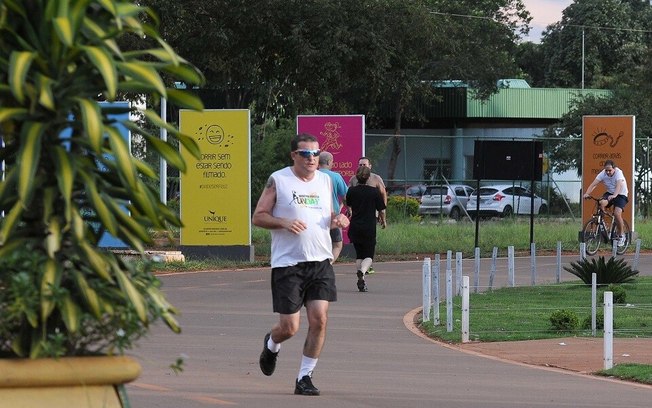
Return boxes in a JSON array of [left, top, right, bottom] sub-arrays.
[[466, 184, 548, 217]]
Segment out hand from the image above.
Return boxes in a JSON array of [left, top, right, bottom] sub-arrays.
[[334, 213, 350, 229], [583, 194, 590, 199], [284, 219, 307, 234]]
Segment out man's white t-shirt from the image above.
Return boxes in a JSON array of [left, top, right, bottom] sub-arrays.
[[270, 167, 333, 268], [596, 167, 628, 197]]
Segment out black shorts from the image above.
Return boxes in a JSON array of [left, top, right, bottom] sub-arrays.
[[353, 240, 376, 260], [271, 260, 337, 314], [330, 228, 343, 243], [602, 192, 628, 210]]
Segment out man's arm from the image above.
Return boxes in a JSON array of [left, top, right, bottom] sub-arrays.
[[376, 176, 387, 205], [583, 177, 601, 198], [611, 179, 626, 198]]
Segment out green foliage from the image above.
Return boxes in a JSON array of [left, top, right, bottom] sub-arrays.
[[0, 0, 203, 358], [564, 256, 639, 285], [386, 196, 420, 222], [421, 277, 652, 344], [549, 309, 579, 332], [606, 284, 627, 304], [582, 312, 604, 330], [598, 363, 652, 385], [250, 121, 295, 209]]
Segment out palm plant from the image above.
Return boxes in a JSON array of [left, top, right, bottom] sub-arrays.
[[564, 256, 639, 285], [0, 0, 204, 358]]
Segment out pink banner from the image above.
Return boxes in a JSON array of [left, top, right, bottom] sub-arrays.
[[297, 115, 365, 244]]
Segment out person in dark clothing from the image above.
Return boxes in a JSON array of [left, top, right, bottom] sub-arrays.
[[345, 166, 386, 292]]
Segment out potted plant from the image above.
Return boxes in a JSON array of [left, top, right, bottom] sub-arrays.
[[0, 0, 203, 406]]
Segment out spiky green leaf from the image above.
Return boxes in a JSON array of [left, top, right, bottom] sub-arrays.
[[77, 98, 103, 152], [8, 51, 36, 103], [53, 16, 74, 46], [116, 62, 166, 96], [17, 122, 44, 202], [82, 46, 117, 100]]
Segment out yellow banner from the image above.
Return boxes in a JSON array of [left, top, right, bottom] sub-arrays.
[[179, 110, 250, 245], [582, 115, 635, 230]]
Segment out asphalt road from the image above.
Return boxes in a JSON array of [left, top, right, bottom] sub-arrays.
[[126, 253, 652, 407]]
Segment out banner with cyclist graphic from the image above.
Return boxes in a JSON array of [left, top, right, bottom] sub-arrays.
[[582, 115, 635, 234]]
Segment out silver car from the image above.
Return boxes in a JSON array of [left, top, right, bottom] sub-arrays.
[[418, 184, 474, 220]]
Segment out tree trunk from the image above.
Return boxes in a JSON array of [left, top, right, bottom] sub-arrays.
[[386, 100, 403, 184]]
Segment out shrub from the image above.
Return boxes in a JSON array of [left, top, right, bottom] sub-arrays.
[[563, 256, 639, 285], [582, 312, 604, 330], [549, 309, 579, 332], [386, 196, 420, 222], [605, 284, 627, 304]]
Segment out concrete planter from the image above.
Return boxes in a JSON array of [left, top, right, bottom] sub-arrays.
[[0, 356, 141, 408]]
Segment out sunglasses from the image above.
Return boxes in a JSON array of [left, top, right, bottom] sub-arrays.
[[294, 149, 321, 158]]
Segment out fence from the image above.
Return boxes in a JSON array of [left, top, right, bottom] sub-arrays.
[[366, 133, 652, 218], [420, 240, 652, 369]]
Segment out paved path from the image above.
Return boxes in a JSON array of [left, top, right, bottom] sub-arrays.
[[127, 253, 652, 407]]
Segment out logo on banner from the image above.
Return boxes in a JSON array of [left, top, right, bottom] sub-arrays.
[[320, 121, 343, 153], [196, 124, 235, 147], [592, 129, 624, 148]]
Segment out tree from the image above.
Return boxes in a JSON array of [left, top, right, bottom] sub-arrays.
[[377, 0, 531, 181], [539, 0, 652, 88]]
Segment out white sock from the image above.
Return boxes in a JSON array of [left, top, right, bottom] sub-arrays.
[[298, 355, 318, 380], [356, 259, 362, 271], [361, 257, 373, 273], [267, 335, 281, 353]]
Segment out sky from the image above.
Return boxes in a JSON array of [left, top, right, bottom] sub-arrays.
[[522, 0, 573, 42]]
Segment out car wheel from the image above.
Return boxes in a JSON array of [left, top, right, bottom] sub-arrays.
[[501, 205, 513, 218], [539, 204, 548, 214], [449, 206, 461, 220]]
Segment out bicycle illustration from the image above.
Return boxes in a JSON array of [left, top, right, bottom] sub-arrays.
[[581, 196, 630, 255]]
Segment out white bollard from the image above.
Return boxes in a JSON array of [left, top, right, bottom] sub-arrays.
[[446, 268, 453, 332], [462, 276, 469, 343], [489, 247, 497, 290], [556, 241, 562, 283], [508, 246, 515, 287], [455, 252, 463, 295], [603, 291, 613, 370], [633, 239, 641, 270], [591, 273, 597, 337], [422, 258, 431, 322], [579, 242, 586, 260], [433, 254, 440, 325]]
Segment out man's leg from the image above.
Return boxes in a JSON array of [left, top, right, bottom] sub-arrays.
[[260, 312, 300, 376], [302, 300, 329, 359], [294, 300, 329, 396], [614, 206, 625, 238]]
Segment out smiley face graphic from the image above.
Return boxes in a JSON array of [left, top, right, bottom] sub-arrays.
[[206, 125, 225, 145]]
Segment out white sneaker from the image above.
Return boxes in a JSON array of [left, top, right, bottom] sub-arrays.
[[618, 235, 626, 247]]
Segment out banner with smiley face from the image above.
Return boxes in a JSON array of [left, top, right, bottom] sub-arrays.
[[179, 109, 251, 246]]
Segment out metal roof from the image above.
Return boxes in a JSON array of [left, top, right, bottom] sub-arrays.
[[467, 88, 612, 119]]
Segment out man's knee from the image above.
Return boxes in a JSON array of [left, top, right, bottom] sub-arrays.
[[278, 317, 300, 337]]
